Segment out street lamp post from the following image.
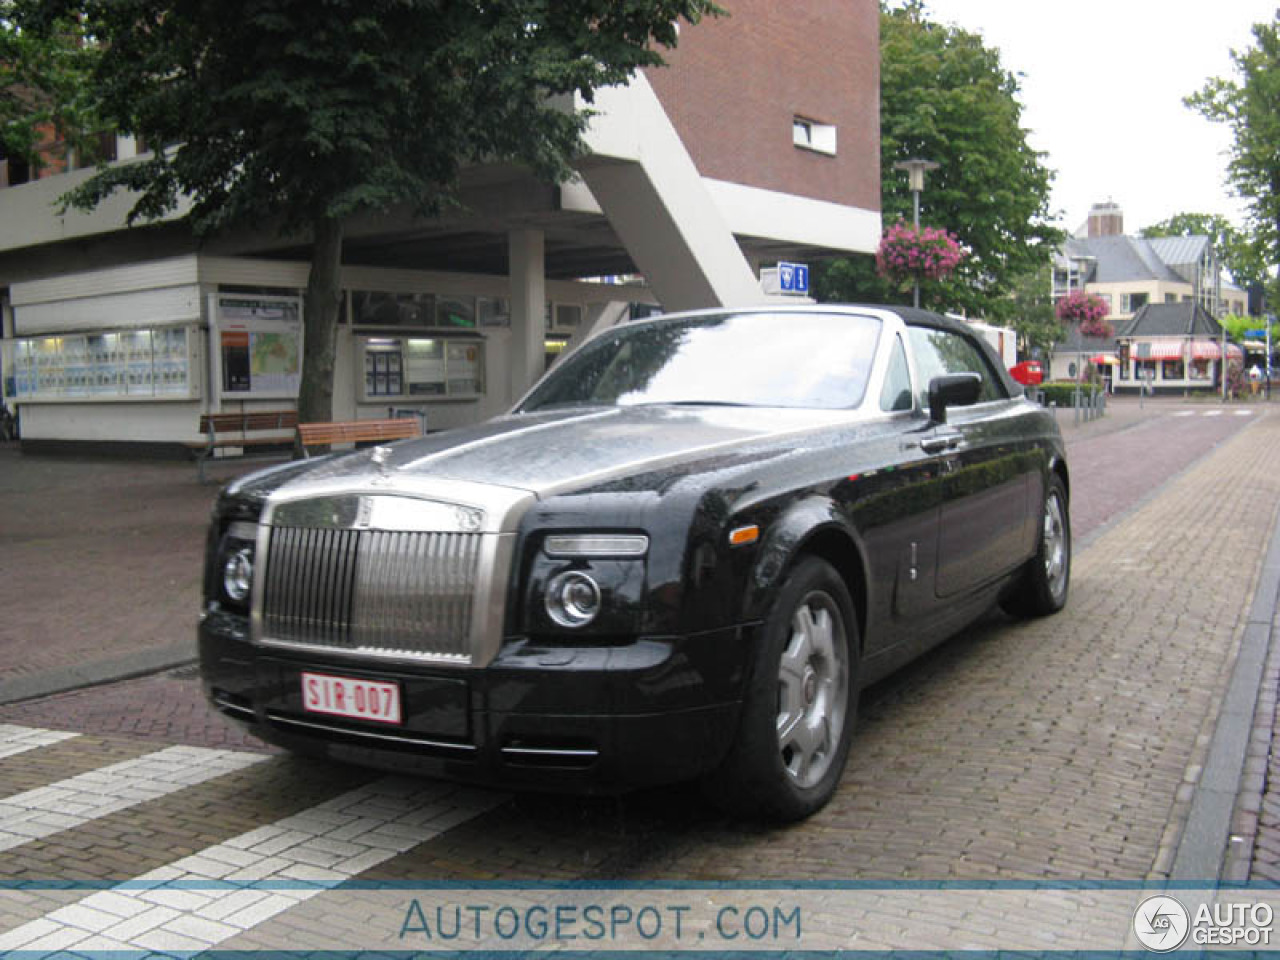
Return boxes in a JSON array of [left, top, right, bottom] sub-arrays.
[[893, 158, 940, 308]]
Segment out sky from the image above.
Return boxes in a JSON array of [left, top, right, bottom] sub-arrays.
[[918, 0, 1278, 235]]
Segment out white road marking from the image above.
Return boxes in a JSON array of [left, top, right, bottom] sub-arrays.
[[0, 724, 79, 760], [0, 744, 266, 853], [0, 776, 506, 953]]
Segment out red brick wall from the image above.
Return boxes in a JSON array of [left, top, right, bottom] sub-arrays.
[[645, 0, 879, 212]]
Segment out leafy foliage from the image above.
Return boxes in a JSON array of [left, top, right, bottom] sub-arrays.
[[1220, 312, 1280, 340], [0, 0, 100, 167], [1186, 15, 1280, 301], [58, 0, 720, 234], [815, 1, 1062, 318], [46, 0, 719, 422], [1005, 267, 1063, 358]]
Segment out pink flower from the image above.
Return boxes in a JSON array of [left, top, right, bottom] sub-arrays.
[[1055, 291, 1109, 325], [876, 221, 967, 286]]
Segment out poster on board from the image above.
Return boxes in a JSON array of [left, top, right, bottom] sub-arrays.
[[212, 295, 303, 401]]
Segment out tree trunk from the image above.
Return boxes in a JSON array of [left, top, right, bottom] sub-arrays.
[[297, 215, 344, 432]]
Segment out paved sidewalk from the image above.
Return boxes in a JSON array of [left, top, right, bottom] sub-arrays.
[[0, 447, 262, 704]]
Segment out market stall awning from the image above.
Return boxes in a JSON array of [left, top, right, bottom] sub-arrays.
[[1133, 341, 1184, 360], [1090, 353, 1119, 365], [1190, 341, 1246, 361]]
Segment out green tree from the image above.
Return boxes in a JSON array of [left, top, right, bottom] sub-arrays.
[[1007, 266, 1063, 359], [1187, 14, 1280, 303], [0, 1, 99, 169], [1140, 211, 1266, 290], [51, 0, 718, 423], [1220, 312, 1280, 340], [814, 0, 1062, 319]]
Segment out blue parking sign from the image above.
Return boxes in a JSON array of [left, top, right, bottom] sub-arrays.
[[778, 261, 809, 295]]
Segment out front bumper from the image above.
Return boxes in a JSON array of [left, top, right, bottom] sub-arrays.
[[198, 610, 750, 791]]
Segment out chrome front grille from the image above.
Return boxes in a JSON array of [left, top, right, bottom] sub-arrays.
[[260, 525, 482, 663]]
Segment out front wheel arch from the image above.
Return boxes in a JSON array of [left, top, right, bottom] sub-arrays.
[[743, 499, 870, 657]]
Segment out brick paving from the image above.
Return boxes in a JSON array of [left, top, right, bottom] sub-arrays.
[[0, 397, 1278, 935], [0, 446, 263, 692]]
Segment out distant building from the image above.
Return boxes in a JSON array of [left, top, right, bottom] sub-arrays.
[[1048, 202, 1245, 389], [1115, 302, 1242, 394]]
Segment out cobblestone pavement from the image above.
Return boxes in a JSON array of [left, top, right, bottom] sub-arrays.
[[0, 398, 1278, 952], [0, 447, 258, 697]]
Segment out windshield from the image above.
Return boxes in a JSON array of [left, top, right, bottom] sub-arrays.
[[519, 312, 882, 412]]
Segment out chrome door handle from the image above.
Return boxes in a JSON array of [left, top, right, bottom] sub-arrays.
[[920, 433, 962, 454]]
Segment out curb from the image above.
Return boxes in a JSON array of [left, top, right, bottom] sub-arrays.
[[1170, 494, 1280, 881], [0, 640, 196, 706]]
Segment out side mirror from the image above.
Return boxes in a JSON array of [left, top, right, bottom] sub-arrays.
[[928, 373, 982, 423]]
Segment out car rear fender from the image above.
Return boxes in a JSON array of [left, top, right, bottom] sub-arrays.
[[743, 495, 870, 655]]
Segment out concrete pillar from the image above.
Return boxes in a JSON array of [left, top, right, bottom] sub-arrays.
[[578, 74, 764, 313], [508, 228, 546, 405]]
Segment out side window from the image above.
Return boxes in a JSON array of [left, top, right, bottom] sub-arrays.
[[879, 335, 914, 412], [907, 326, 1006, 409]]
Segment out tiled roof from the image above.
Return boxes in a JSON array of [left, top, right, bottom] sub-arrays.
[[1115, 302, 1221, 338], [1057, 235, 1196, 285]]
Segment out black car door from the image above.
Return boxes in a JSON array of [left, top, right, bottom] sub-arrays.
[[906, 324, 1033, 599]]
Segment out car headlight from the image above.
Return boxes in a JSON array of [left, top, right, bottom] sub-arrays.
[[545, 570, 603, 627], [217, 521, 258, 611], [528, 533, 649, 635], [222, 546, 255, 604]]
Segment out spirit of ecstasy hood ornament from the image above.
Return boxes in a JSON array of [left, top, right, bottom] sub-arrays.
[[370, 445, 393, 480]]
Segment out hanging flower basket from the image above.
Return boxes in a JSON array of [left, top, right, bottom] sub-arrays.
[[1055, 290, 1113, 339], [875, 221, 966, 286]]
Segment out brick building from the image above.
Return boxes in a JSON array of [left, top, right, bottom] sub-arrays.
[[0, 0, 882, 453]]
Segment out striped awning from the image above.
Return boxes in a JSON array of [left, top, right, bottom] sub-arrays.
[[1133, 341, 1184, 361], [1190, 341, 1245, 361]]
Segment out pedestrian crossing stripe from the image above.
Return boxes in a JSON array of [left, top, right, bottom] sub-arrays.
[[0, 744, 266, 853], [0, 775, 505, 953], [0, 724, 78, 760]]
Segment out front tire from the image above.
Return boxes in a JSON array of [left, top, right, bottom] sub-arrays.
[[705, 556, 859, 822], [1002, 472, 1070, 617]]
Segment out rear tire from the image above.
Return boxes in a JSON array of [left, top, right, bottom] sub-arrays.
[[704, 556, 859, 822], [1002, 473, 1070, 617]]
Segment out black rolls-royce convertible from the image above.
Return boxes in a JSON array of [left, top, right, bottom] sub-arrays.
[[199, 305, 1070, 821]]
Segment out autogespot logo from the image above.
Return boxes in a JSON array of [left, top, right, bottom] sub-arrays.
[[1134, 895, 1191, 952]]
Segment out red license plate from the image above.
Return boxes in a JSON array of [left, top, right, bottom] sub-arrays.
[[301, 672, 403, 725]]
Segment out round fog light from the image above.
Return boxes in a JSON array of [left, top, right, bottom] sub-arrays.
[[545, 571, 602, 628], [223, 546, 254, 603]]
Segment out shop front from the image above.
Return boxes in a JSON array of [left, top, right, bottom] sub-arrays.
[[1114, 338, 1242, 393], [5, 255, 650, 453]]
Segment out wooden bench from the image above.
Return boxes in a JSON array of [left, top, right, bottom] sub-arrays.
[[297, 418, 421, 457], [192, 410, 298, 483]]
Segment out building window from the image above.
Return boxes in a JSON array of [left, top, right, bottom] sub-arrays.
[[1165, 293, 1178, 304], [792, 117, 837, 156], [3, 155, 33, 186], [1121, 292, 1149, 313]]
